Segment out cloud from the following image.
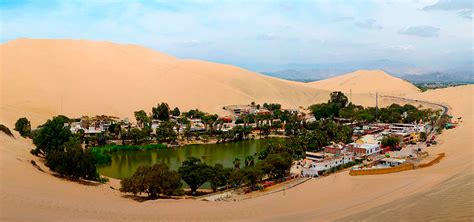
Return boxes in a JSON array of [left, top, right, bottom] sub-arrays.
[[423, 0, 472, 11], [256, 33, 277, 41], [177, 40, 212, 47], [457, 9, 473, 19], [387, 45, 414, 51], [398, 26, 440, 37], [332, 16, 354, 22], [355, 19, 382, 30], [423, 0, 473, 19]]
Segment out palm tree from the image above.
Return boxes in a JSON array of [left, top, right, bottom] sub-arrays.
[[245, 155, 255, 167], [233, 158, 241, 169]]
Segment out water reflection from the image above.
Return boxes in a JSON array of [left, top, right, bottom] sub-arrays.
[[97, 139, 280, 180]]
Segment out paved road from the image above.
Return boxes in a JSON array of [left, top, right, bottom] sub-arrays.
[[382, 95, 450, 141], [382, 95, 449, 115]]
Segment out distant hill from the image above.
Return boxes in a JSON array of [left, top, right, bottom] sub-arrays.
[[307, 70, 421, 95], [402, 72, 474, 83], [261, 59, 418, 80]]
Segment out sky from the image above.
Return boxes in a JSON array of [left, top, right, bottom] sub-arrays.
[[0, 0, 472, 75]]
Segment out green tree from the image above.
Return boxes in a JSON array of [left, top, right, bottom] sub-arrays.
[[258, 153, 292, 180], [202, 114, 218, 132], [178, 157, 211, 195], [152, 102, 170, 121], [233, 157, 241, 169], [155, 121, 177, 143], [172, 107, 181, 116], [241, 167, 263, 189], [208, 164, 227, 192], [14, 117, 31, 138], [108, 123, 121, 139], [134, 110, 149, 128], [260, 124, 271, 138], [45, 139, 97, 180], [309, 103, 340, 120], [329, 91, 348, 108], [228, 168, 244, 187], [120, 163, 182, 198], [244, 155, 255, 167], [381, 136, 401, 148], [129, 128, 146, 144], [32, 116, 72, 156]]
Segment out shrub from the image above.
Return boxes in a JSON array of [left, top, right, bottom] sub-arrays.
[[14, 117, 31, 138]]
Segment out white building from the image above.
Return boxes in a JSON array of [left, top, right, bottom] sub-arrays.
[[301, 155, 353, 177], [347, 142, 381, 156], [390, 123, 426, 134]]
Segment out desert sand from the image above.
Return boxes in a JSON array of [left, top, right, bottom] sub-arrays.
[[1, 39, 331, 128], [308, 70, 421, 96], [0, 39, 473, 221]]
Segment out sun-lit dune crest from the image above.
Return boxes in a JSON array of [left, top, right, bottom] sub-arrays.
[[0, 38, 330, 127], [308, 69, 421, 95]]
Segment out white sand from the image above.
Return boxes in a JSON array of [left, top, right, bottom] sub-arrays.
[[0, 38, 472, 221]]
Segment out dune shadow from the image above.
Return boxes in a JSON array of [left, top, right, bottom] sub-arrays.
[[51, 174, 102, 186], [121, 194, 187, 202]]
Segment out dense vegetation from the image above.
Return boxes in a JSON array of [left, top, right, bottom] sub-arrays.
[[120, 150, 293, 197], [30, 115, 99, 181], [309, 91, 438, 124], [120, 163, 182, 198]]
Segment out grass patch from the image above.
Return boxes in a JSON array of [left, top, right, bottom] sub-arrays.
[[90, 144, 167, 166]]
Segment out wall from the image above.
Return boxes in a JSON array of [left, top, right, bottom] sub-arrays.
[[349, 153, 445, 176], [349, 163, 415, 176], [415, 153, 445, 168]]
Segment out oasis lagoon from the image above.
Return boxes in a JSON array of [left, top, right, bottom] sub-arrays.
[[97, 139, 281, 179]]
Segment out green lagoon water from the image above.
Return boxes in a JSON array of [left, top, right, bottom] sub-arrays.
[[98, 139, 281, 179]]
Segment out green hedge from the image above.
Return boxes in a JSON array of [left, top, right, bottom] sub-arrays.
[[90, 144, 167, 166]]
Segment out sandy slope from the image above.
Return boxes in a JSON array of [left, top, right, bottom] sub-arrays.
[[1, 85, 472, 221], [0, 38, 330, 127], [308, 70, 420, 96]]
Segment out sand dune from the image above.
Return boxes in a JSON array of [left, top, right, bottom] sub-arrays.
[[0, 38, 330, 127], [308, 70, 420, 96]]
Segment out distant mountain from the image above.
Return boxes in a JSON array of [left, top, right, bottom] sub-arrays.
[[262, 59, 473, 84], [261, 59, 418, 81], [402, 72, 474, 83]]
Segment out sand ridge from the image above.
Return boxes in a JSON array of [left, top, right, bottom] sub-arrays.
[[308, 70, 421, 96], [0, 38, 330, 128]]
